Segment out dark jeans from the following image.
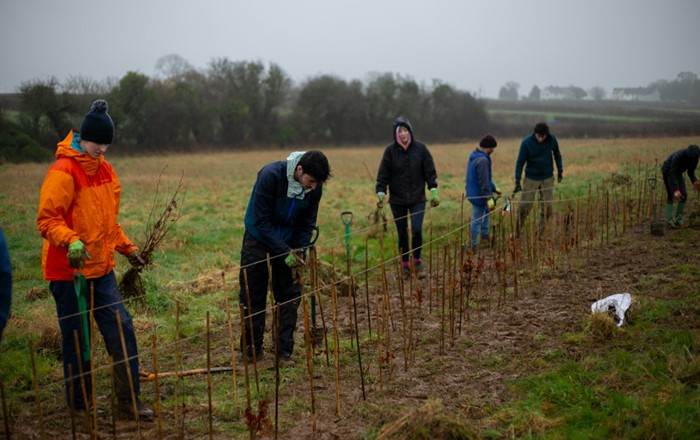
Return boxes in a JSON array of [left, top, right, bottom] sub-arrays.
[[50, 271, 140, 410], [239, 232, 301, 358], [390, 201, 426, 263], [663, 170, 687, 203]]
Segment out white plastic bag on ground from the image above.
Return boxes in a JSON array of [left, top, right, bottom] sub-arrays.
[[591, 293, 632, 327]]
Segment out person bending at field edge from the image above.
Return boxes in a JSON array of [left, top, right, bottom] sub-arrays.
[[375, 116, 439, 280], [662, 144, 700, 229], [513, 122, 564, 237], [239, 150, 331, 363], [36, 100, 153, 420]]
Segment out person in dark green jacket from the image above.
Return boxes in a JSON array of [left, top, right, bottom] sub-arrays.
[[662, 144, 700, 228], [239, 150, 331, 363], [513, 122, 563, 236]]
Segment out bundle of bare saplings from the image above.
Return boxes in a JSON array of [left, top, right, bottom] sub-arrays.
[[119, 169, 184, 300]]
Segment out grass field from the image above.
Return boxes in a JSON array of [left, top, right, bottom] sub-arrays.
[[1, 135, 699, 438]]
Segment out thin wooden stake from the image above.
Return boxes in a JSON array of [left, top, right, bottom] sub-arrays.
[[224, 296, 239, 407], [242, 268, 260, 391], [29, 340, 46, 439], [72, 331, 91, 435], [206, 311, 213, 439], [151, 336, 163, 439], [301, 296, 316, 431]]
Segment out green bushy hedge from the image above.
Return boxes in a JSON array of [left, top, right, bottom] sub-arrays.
[[0, 126, 53, 164]]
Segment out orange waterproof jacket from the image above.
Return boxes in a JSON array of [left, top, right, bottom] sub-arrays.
[[37, 130, 137, 281]]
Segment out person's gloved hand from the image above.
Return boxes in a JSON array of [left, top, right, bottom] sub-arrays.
[[673, 190, 682, 201], [487, 197, 496, 212], [493, 186, 503, 196], [557, 173, 563, 184], [68, 239, 90, 269], [430, 188, 440, 207], [127, 250, 146, 267], [285, 249, 305, 267], [513, 181, 522, 194], [377, 192, 386, 208], [693, 181, 700, 192]]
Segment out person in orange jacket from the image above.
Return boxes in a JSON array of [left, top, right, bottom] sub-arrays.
[[36, 100, 153, 419]]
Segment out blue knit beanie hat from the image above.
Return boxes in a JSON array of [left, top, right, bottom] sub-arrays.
[[80, 99, 115, 144]]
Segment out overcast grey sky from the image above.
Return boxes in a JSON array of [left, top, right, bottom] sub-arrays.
[[1, 0, 698, 99]]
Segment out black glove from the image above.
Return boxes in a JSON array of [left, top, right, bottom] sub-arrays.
[[127, 250, 146, 267], [513, 181, 522, 194], [557, 173, 563, 184]]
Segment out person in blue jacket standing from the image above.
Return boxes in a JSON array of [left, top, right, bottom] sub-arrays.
[[239, 150, 331, 363], [466, 135, 501, 250], [513, 122, 563, 236], [0, 227, 11, 342]]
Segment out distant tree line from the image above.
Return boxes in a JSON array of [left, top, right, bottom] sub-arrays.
[[498, 72, 700, 103], [0, 56, 488, 153]]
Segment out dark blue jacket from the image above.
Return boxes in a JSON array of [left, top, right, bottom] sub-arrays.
[[376, 117, 438, 205], [466, 148, 496, 208], [243, 161, 322, 257], [515, 133, 563, 181], [0, 227, 11, 341]]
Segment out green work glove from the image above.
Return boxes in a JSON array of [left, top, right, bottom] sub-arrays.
[[68, 240, 90, 269], [487, 197, 496, 211], [127, 250, 145, 267], [493, 186, 503, 196], [377, 192, 385, 208], [285, 252, 297, 267], [285, 250, 305, 267], [513, 181, 522, 194], [430, 188, 440, 207]]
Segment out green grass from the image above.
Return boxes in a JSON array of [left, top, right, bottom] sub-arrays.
[[488, 109, 662, 123], [487, 296, 700, 439]]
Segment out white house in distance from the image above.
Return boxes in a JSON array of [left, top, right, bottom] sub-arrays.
[[540, 86, 575, 100], [611, 87, 661, 102]]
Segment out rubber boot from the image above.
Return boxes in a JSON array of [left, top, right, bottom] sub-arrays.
[[674, 202, 686, 227], [665, 204, 677, 229]]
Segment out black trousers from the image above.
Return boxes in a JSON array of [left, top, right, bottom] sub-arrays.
[[662, 169, 688, 203], [239, 232, 301, 358]]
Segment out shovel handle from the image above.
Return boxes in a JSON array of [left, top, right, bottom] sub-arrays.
[[340, 211, 353, 226]]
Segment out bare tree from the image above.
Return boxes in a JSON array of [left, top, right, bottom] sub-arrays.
[[589, 86, 606, 101]]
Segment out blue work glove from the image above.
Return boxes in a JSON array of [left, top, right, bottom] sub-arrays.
[[377, 192, 386, 208], [68, 240, 90, 269], [430, 188, 440, 207]]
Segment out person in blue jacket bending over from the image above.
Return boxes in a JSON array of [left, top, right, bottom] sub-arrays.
[[239, 150, 331, 363]]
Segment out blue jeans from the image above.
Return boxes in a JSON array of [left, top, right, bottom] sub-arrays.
[[469, 204, 491, 248], [50, 271, 140, 409], [390, 202, 426, 263]]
